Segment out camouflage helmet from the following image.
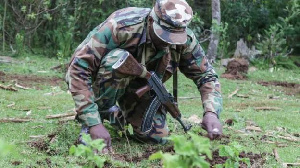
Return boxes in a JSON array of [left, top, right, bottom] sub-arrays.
[[150, 0, 193, 44]]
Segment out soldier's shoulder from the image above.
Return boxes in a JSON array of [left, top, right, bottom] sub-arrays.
[[112, 7, 151, 27]]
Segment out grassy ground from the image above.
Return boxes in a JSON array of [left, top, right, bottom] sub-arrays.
[[0, 54, 299, 167]]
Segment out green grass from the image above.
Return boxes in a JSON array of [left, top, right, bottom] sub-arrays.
[[0, 54, 299, 167]]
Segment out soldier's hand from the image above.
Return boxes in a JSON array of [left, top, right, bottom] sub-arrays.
[[89, 123, 113, 154], [201, 112, 222, 140]]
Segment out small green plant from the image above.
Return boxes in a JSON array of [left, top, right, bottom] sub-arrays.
[[215, 21, 230, 60], [149, 133, 212, 168], [15, 32, 25, 56], [69, 134, 106, 168], [216, 142, 250, 168]]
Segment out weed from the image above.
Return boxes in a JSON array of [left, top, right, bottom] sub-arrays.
[[149, 132, 212, 168], [69, 134, 106, 168], [216, 142, 250, 168]]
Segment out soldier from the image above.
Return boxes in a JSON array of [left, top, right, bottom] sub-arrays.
[[66, 0, 223, 153]]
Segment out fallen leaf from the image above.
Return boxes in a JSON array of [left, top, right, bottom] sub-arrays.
[[246, 126, 262, 132], [37, 71, 48, 73], [15, 83, 30, 90], [187, 115, 201, 124], [7, 102, 15, 107], [269, 95, 280, 99], [29, 135, 45, 139], [273, 149, 281, 162], [44, 92, 54, 96], [26, 110, 32, 116], [228, 88, 239, 98], [246, 120, 257, 126], [282, 163, 300, 168], [0, 84, 18, 91]]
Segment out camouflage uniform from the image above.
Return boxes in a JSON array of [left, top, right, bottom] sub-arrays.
[[66, 0, 222, 144]]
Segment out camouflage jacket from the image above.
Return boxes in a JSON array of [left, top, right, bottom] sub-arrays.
[[66, 7, 223, 127]]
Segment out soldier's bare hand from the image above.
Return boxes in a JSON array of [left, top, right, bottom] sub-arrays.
[[201, 112, 222, 140], [89, 124, 113, 153]]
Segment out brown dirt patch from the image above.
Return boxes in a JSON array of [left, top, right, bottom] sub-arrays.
[[28, 132, 58, 155], [11, 161, 22, 166], [258, 81, 300, 96], [207, 150, 266, 167], [0, 71, 64, 89], [221, 58, 249, 80]]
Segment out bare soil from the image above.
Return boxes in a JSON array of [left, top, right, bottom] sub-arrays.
[[258, 81, 300, 96], [221, 58, 249, 80], [208, 150, 266, 167], [30, 129, 266, 167], [0, 71, 64, 89]]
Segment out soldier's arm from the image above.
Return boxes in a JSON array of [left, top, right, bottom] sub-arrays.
[[66, 21, 120, 127], [178, 28, 223, 116]]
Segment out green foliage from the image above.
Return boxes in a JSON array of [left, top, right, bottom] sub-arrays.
[[256, 0, 300, 68], [1, 0, 300, 58], [221, 0, 300, 53], [15, 33, 25, 56], [149, 133, 212, 168], [216, 142, 250, 168], [69, 134, 106, 168], [190, 12, 205, 39], [212, 21, 230, 59], [251, 56, 299, 70]]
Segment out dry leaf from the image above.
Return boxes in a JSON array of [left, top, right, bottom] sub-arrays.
[[29, 135, 45, 139], [246, 126, 262, 132], [187, 115, 201, 124], [228, 88, 239, 98], [0, 84, 18, 91], [26, 110, 32, 116], [7, 102, 15, 107], [15, 83, 30, 90]]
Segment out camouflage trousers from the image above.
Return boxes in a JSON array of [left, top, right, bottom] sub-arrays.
[[92, 48, 169, 144]]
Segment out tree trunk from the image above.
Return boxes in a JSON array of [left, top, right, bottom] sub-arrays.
[[207, 0, 221, 63], [2, 0, 7, 52]]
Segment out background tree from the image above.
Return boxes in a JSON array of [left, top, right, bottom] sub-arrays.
[[206, 0, 221, 63]]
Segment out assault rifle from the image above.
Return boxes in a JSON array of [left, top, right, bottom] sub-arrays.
[[112, 52, 191, 133]]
